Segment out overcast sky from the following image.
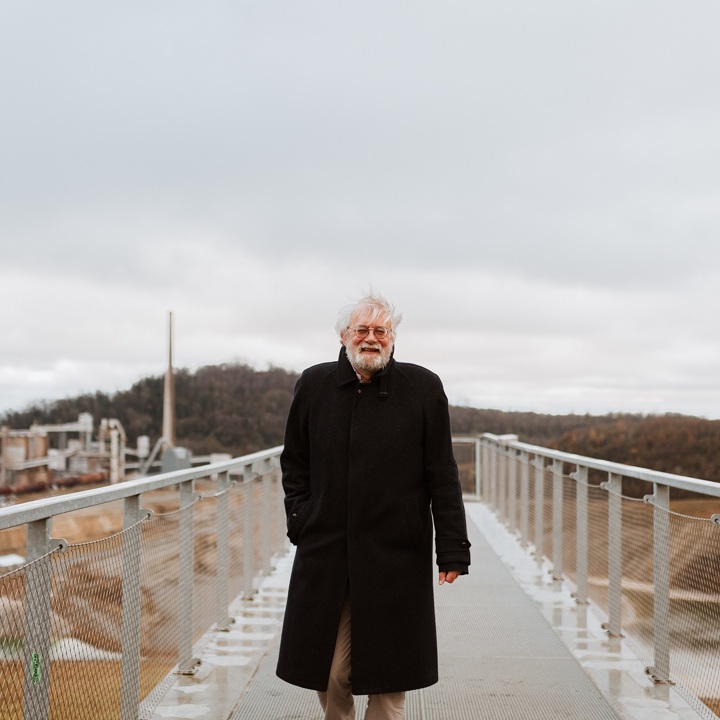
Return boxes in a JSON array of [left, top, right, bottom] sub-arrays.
[[2, 1, 720, 422]]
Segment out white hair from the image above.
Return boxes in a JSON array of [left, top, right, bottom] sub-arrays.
[[335, 292, 403, 339]]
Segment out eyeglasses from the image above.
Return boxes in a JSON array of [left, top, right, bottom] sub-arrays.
[[350, 326, 390, 339]]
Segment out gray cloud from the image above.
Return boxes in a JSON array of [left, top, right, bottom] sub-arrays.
[[2, 1, 720, 418]]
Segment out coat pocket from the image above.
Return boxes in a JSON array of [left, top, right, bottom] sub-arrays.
[[287, 498, 313, 545], [402, 496, 425, 550]]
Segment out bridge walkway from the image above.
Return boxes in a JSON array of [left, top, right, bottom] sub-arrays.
[[153, 503, 700, 720]]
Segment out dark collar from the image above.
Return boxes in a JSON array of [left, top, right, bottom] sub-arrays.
[[338, 347, 358, 386]]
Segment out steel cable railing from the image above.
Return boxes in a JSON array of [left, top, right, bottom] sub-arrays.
[[0, 447, 285, 720], [479, 433, 720, 720]]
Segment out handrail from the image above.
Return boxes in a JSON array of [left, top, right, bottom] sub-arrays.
[[483, 432, 720, 497], [0, 445, 283, 531]]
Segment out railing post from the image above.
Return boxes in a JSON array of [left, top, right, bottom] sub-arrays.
[[269, 465, 279, 557], [508, 449, 518, 533], [178, 479, 199, 674], [648, 484, 672, 682], [274, 459, 285, 557], [533, 456, 545, 562], [497, 436, 519, 526], [519, 451, 530, 547], [605, 473, 624, 637], [489, 443, 498, 512], [481, 439, 490, 504], [474, 437, 482, 498], [270, 459, 282, 557], [243, 463, 255, 600], [120, 495, 145, 719], [261, 458, 272, 575], [574, 466, 589, 605], [551, 459, 564, 580], [498, 446, 507, 521], [215, 471, 232, 631], [22, 519, 55, 720]]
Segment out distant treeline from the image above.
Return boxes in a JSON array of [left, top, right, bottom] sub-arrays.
[[450, 407, 720, 490], [1, 364, 298, 458], [3, 363, 720, 484]]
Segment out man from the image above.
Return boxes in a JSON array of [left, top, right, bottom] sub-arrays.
[[276, 293, 471, 720]]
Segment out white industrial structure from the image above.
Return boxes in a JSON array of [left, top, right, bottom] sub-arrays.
[[0, 413, 150, 490], [0, 312, 228, 496]]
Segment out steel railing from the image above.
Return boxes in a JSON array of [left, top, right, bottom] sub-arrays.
[[0, 446, 286, 720], [478, 433, 720, 720]]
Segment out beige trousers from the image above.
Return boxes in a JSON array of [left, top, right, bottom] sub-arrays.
[[317, 593, 406, 720]]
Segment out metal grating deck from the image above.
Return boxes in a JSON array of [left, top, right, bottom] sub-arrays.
[[231, 509, 622, 720]]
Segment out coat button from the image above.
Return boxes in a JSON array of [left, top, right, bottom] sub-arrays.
[[291, 513, 297, 518], [357, 388, 362, 394]]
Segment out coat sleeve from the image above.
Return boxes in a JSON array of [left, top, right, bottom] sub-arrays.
[[422, 374, 472, 572], [280, 373, 314, 545]]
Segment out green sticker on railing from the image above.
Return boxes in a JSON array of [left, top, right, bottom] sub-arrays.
[[31, 653, 41, 683]]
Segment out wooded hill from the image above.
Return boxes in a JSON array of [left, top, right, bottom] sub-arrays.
[[452, 408, 720, 483], [3, 363, 720, 484]]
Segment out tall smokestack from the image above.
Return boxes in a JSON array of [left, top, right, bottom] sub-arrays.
[[162, 311, 176, 448]]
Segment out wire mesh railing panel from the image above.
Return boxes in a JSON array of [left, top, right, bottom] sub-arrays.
[[509, 452, 521, 534], [251, 479, 268, 579], [136, 513, 181, 710], [480, 443, 490, 506], [585, 484, 610, 616], [542, 464, 553, 565], [190, 494, 220, 647], [667, 512, 720, 719], [271, 470, 285, 559], [561, 472, 578, 584], [0, 535, 129, 720], [503, 450, 514, 526], [251, 473, 272, 575], [228, 482, 247, 601], [48, 536, 126, 720], [259, 476, 272, 575], [616, 495, 655, 660], [0, 566, 28, 720], [526, 457, 537, 549]]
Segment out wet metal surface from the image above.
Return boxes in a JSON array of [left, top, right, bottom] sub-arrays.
[[148, 553, 292, 720], [467, 503, 704, 720]]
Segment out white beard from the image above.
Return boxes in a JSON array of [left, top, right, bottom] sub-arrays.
[[345, 343, 392, 374]]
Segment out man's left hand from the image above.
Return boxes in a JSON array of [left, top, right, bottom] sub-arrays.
[[438, 571, 460, 585]]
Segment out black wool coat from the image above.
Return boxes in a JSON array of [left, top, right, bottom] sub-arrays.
[[275, 349, 471, 695]]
